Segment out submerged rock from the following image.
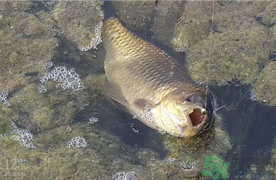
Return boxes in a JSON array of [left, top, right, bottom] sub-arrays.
[[112, 0, 156, 32], [150, 1, 183, 47], [0, 2, 58, 92], [269, 25, 276, 56], [173, 1, 213, 52], [173, 1, 269, 52], [174, 2, 270, 85], [259, 1, 276, 26], [52, 1, 104, 51], [187, 25, 268, 85], [2, 82, 89, 132], [157, 116, 231, 179], [253, 61, 276, 106]]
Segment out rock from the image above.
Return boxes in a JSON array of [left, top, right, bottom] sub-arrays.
[[150, 0, 183, 47], [52, 1, 104, 51], [5, 82, 89, 132], [173, 1, 213, 52], [187, 25, 268, 85], [173, 1, 269, 52], [160, 116, 231, 179], [172, 1, 270, 85], [269, 25, 276, 56], [0, 2, 58, 92], [253, 61, 276, 106], [112, 0, 156, 32], [259, 1, 276, 26], [173, 1, 268, 52]]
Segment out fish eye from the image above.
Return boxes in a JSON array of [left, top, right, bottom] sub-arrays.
[[187, 95, 205, 105]]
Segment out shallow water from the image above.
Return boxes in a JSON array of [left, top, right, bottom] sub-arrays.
[[0, 1, 276, 180]]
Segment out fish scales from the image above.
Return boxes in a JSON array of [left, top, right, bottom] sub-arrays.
[[102, 18, 214, 137]]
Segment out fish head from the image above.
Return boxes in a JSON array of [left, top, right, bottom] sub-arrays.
[[159, 89, 214, 137]]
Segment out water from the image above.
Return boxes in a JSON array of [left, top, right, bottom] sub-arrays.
[[0, 1, 276, 180]]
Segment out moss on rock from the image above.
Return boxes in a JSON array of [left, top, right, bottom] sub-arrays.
[[112, 0, 156, 32], [253, 61, 276, 106], [150, 1, 183, 47], [259, 1, 276, 26], [161, 116, 231, 179], [187, 25, 268, 85], [0, 2, 58, 92], [269, 25, 276, 56], [52, 1, 104, 51], [173, 1, 269, 52]]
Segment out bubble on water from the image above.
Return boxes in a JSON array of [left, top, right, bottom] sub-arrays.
[[11, 122, 36, 149], [38, 65, 85, 93], [89, 117, 99, 125], [45, 61, 53, 70], [0, 91, 11, 107], [112, 171, 137, 180], [67, 136, 87, 148], [250, 88, 257, 101], [78, 21, 103, 51]]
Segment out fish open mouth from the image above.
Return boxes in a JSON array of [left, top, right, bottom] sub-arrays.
[[189, 108, 208, 127]]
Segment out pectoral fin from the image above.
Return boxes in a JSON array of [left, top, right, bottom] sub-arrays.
[[133, 98, 157, 111], [105, 81, 129, 109]]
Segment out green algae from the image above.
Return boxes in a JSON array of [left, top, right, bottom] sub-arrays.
[[187, 26, 268, 85], [253, 61, 276, 106], [52, 1, 104, 51], [150, 0, 183, 47], [269, 26, 276, 56], [160, 116, 231, 179], [260, 1, 276, 26], [112, 0, 156, 32], [0, 3, 58, 92]]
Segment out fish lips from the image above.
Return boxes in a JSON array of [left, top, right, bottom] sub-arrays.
[[170, 106, 210, 137]]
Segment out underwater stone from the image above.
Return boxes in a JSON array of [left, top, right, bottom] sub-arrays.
[[269, 26, 276, 56], [160, 116, 231, 179], [0, 3, 58, 92], [52, 1, 104, 51], [172, 1, 212, 52], [112, 0, 156, 32], [253, 61, 276, 106], [150, 0, 183, 47], [6, 82, 89, 133], [259, 2, 276, 26], [186, 25, 268, 85], [173, 1, 269, 52]]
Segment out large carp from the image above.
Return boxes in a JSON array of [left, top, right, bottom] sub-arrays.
[[102, 18, 214, 137]]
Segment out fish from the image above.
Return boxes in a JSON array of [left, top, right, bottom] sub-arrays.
[[102, 18, 214, 137]]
